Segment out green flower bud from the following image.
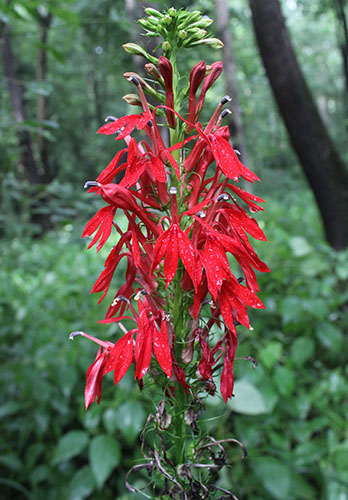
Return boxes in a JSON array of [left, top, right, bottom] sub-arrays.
[[122, 43, 158, 64], [191, 37, 224, 49], [144, 7, 163, 19], [163, 14, 172, 26], [162, 41, 170, 52], [199, 16, 214, 28], [178, 30, 187, 40], [168, 7, 176, 17], [122, 93, 142, 106], [144, 63, 164, 83]]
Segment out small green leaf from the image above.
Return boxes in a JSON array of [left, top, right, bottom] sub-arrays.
[[289, 236, 312, 257], [67, 465, 96, 500], [259, 341, 283, 369], [52, 431, 88, 465], [251, 457, 291, 499], [290, 337, 314, 366], [89, 434, 121, 488], [228, 379, 268, 415], [115, 402, 145, 443], [274, 366, 295, 396], [316, 322, 343, 353]]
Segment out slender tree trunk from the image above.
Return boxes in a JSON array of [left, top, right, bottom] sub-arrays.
[[36, 11, 53, 181], [214, 0, 250, 168], [334, 0, 348, 126], [2, 23, 42, 183], [249, 0, 348, 250]]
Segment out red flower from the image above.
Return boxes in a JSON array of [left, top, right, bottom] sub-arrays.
[[158, 56, 176, 128]]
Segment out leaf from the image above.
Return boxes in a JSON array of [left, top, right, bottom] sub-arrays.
[[115, 402, 146, 443], [290, 337, 314, 366], [89, 434, 121, 488], [259, 341, 283, 369], [67, 465, 96, 500], [251, 457, 291, 499], [228, 379, 268, 415], [316, 322, 344, 353], [274, 366, 296, 396], [52, 431, 88, 465]]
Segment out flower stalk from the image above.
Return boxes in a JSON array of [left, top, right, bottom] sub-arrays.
[[71, 7, 269, 499]]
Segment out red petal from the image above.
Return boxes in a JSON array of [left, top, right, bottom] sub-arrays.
[[177, 227, 200, 291], [134, 322, 152, 380], [163, 226, 178, 286], [104, 331, 135, 385], [85, 349, 106, 410], [149, 155, 167, 183], [173, 364, 190, 394], [153, 318, 172, 378], [220, 354, 234, 403]]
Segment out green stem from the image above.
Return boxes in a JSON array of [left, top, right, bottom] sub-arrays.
[[173, 383, 186, 465]]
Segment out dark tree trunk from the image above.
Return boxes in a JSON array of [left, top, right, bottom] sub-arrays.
[[214, 0, 250, 168], [334, 0, 348, 126], [1, 23, 44, 184], [1, 21, 54, 232], [249, 0, 348, 250], [36, 10, 52, 179]]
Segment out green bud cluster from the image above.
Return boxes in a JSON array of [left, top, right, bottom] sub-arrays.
[[131, 7, 223, 58]]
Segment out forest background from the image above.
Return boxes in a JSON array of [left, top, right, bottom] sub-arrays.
[[1, 0, 348, 499]]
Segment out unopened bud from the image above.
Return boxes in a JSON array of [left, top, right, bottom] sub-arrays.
[[163, 14, 172, 25], [199, 16, 214, 28], [122, 43, 158, 64], [122, 93, 142, 106], [193, 38, 224, 49], [178, 30, 187, 39], [144, 63, 163, 82], [168, 7, 176, 17], [123, 72, 146, 87], [162, 41, 170, 52], [123, 43, 147, 57], [144, 7, 163, 19]]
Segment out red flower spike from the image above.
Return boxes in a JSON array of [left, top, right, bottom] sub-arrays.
[[77, 30, 269, 411]]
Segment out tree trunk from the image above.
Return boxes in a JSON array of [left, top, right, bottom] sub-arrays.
[[2, 23, 43, 184], [249, 0, 348, 250], [334, 0, 348, 126], [214, 0, 250, 168], [36, 10, 53, 180]]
